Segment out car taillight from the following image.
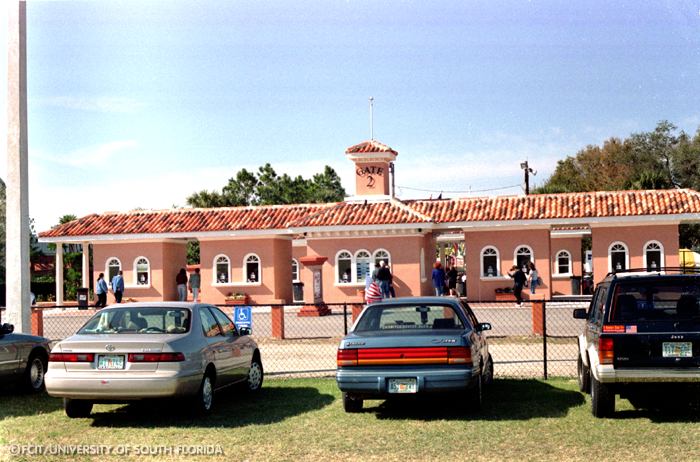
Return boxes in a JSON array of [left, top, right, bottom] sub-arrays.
[[337, 349, 358, 366], [598, 337, 614, 365], [447, 347, 472, 365], [128, 353, 185, 362], [49, 353, 95, 362]]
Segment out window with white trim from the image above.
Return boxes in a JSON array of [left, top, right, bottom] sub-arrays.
[[644, 241, 663, 271], [555, 250, 571, 275], [515, 246, 533, 271], [292, 258, 299, 282], [106, 258, 121, 284], [609, 242, 628, 272], [134, 257, 150, 286], [481, 247, 499, 277], [336, 251, 352, 283], [373, 249, 391, 268], [245, 254, 261, 283], [355, 250, 371, 283], [214, 255, 230, 283]]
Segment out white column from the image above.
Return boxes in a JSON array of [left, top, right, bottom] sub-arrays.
[[55, 244, 64, 305], [81, 242, 90, 288], [6, 1, 31, 332], [438, 243, 446, 266]]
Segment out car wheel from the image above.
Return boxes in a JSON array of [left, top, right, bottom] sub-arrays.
[[246, 357, 264, 393], [192, 372, 215, 415], [577, 355, 590, 394], [466, 374, 482, 411], [64, 399, 93, 418], [590, 372, 614, 417], [483, 355, 494, 386], [24, 352, 47, 393], [342, 392, 363, 413]]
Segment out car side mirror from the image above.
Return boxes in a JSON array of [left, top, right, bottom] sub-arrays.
[[573, 308, 587, 319], [0, 323, 14, 335], [477, 322, 492, 332], [239, 327, 251, 336]]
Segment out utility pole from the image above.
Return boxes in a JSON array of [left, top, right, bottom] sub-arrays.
[[369, 96, 374, 140], [520, 160, 536, 195]]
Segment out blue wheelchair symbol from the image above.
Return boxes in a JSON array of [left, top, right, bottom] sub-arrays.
[[234, 306, 252, 330]]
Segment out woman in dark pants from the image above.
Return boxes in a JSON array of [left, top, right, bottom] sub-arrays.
[[508, 265, 527, 306]]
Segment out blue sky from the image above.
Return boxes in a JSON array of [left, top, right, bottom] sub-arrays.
[[1, 0, 700, 231]]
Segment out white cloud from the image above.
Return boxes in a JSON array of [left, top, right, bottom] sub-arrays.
[[33, 140, 138, 168], [36, 96, 145, 113]]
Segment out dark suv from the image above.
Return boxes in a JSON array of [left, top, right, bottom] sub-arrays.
[[573, 268, 700, 417]]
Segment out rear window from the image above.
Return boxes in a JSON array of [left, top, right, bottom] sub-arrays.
[[608, 280, 700, 322], [78, 307, 191, 334], [354, 304, 466, 332]]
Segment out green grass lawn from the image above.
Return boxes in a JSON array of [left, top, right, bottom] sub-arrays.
[[1, 378, 699, 461]]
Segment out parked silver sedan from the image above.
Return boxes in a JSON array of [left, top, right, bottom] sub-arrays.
[[0, 323, 50, 392], [45, 302, 263, 418]]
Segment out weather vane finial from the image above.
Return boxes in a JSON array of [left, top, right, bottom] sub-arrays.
[[369, 96, 374, 140]]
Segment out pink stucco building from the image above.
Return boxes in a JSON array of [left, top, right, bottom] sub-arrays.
[[39, 140, 700, 304]]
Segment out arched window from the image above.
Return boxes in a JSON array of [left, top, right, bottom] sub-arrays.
[[481, 247, 499, 277], [244, 254, 261, 283], [336, 250, 352, 283], [214, 254, 230, 284], [373, 249, 391, 268], [609, 242, 628, 272], [106, 258, 121, 284], [644, 241, 664, 271], [291, 258, 299, 282], [134, 257, 150, 286], [555, 250, 571, 275], [355, 250, 371, 283], [515, 246, 533, 271]]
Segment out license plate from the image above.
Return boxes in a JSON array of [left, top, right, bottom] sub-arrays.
[[662, 342, 692, 358], [97, 355, 125, 370], [388, 378, 417, 394]]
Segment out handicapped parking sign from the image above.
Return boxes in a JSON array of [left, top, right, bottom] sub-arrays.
[[234, 306, 252, 331]]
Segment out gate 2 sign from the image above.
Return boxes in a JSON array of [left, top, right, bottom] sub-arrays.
[[234, 306, 252, 330]]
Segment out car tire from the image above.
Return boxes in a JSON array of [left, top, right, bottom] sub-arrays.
[[192, 372, 215, 415], [64, 399, 93, 418], [23, 351, 47, 393], [577, 355, 590, 394], [342, 392, 363, 413], [466, 374, 482, 411], [245, 357, 264, 393], [590, 372, 614, 417], [483, 355, 494, 386]]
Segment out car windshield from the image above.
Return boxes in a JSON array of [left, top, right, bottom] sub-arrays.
[[354, 304, 466, 332], [609, 279, 700, 322], [78, 307, 191, 334]]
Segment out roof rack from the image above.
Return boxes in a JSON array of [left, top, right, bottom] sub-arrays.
[[605, 267, 700, 279]]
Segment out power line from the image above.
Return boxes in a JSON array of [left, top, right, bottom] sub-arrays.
[[396, 184, 522, 194]]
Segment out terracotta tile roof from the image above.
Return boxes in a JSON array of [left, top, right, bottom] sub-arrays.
[[406, 189, 700, 223], [39, 204, 330, 238], [39, 189, 700, 239], [289, 200, 431, 228], [345, 139, 398, 155]]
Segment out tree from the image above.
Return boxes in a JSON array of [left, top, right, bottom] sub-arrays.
[[187, 163, 346, 208], [536, 121, 700, 250]]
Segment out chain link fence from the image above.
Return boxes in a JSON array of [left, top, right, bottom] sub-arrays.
[[6, 299, 589, 379]]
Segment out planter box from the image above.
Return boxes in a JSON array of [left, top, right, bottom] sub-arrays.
[[225, 297, 249, 305], [494, 292, 516, 302]]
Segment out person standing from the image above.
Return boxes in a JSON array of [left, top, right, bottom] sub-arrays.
[[189, 268, 201, 302], [95, 273, 108, 308], [432, 262, 446, 296], [376, 260, 392, 299], [527, 262, 539, 294], [508, 265, 527, 306], [176, 268, 188, 301], [446, 264, 458, 296], [111, 270, 124, 303]]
